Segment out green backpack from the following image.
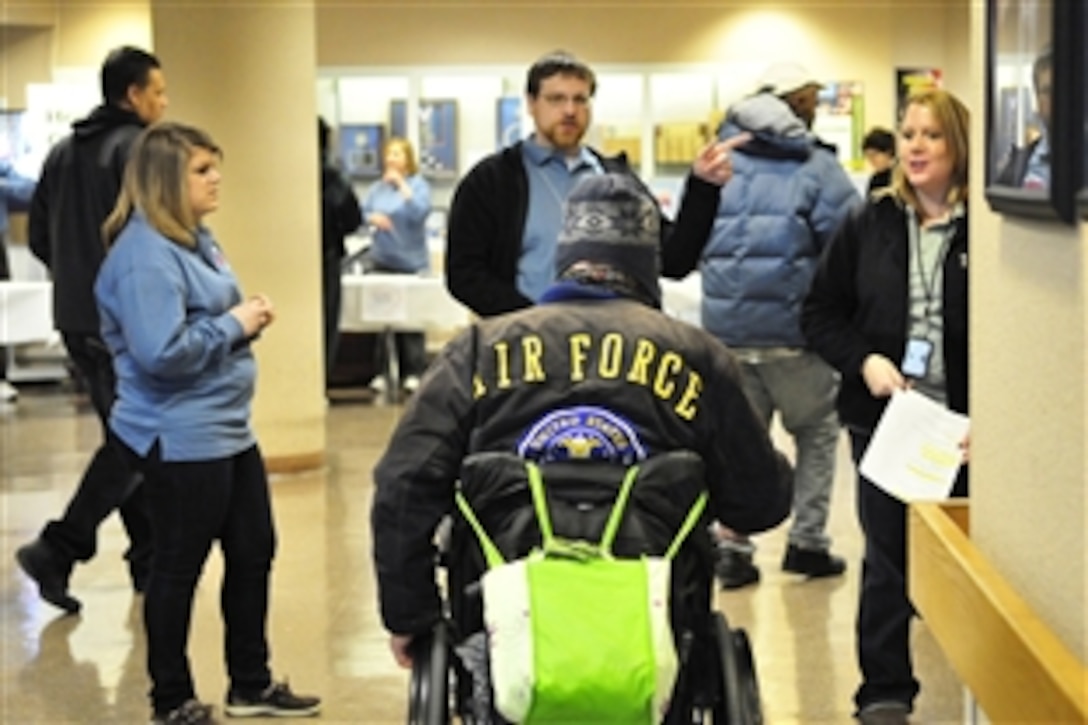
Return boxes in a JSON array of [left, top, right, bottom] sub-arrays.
[[455, 460, 707, 724]]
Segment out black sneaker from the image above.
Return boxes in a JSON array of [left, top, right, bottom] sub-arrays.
[[782, 544, 847, 578], [151, 699, 216, 724], [715, 546, 760, 590], [225, 680, 320, 718], [15, 538, 81, 614]]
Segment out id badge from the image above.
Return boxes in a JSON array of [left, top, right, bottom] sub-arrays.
[[902, 338, 933, 379]]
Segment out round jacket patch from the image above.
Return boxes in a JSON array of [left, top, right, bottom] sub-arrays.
[[516, 406, 646, 465]]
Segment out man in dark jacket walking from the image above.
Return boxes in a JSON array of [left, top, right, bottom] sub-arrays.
[[373, 173, 793, 669], [17, 46, 168, 613]]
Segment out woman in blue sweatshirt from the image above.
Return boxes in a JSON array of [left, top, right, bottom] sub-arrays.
[[361, 136, 432, 394], [94, 122, 319, 725]]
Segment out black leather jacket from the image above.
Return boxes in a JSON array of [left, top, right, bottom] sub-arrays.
[[372, 288, 793, 635]]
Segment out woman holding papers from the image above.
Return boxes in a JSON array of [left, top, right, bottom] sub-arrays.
[[801, 88, 970, 725]]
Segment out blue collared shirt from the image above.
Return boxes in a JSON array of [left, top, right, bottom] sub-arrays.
[[0, 160, 36, 237], [518, 136, 602, 302]]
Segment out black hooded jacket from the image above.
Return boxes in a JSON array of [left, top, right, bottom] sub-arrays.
[[29, 105, 146, 334]]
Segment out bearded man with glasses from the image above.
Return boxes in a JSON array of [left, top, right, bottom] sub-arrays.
[[446, 49, 737, 318]]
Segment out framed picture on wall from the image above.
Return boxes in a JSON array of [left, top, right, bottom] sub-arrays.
[[1080, 3, 1088, 219], [984, 0, 1083, 223], [896, 67, 942, 121], [389, 99, 459, 179], [337, 123, 384, 180], [496, 96, 522, 150]]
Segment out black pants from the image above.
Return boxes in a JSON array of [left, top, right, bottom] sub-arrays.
[[121, 440, 276, 714], [40, 333, 151, 573], [321, 252, 343, 383], [850, 429, 968, 712]]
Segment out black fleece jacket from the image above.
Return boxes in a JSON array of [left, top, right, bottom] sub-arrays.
[[444, 141, 722, 317], [29, 105, 146, 334], [802, 194, 969, 432]]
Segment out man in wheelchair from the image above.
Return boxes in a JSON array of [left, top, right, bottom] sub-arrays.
[[372, 173, 794, 723]]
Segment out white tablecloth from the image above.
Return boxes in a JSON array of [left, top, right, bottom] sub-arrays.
[[339, 273, 471, 332], [0, 281, 54, 344], [339, 272, 703, 333]]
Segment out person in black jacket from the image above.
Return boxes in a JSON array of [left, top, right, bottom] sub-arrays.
[[17, 46, 167, 614], [318, 117, 362, 385], [445, 50, 733, 318], [802, 89, 970, 725], [373, 173, 793, 670], [861, 127, 896, 195]]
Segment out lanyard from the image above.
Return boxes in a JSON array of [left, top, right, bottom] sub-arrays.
[[908, 212, 952, 320]]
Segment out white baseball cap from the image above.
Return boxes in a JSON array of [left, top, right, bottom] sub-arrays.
[[757, 61, 824, 96]]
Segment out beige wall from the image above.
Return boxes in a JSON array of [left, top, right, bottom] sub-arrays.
[[49, 2, 151, 67], [966, 4, 1087, 663], [316, 0, 969, 130], [0, 25, 51, 108], [0, 1, 150, 107]]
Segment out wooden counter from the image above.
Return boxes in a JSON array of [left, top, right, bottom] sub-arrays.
[[909, 502, 1087, 723]]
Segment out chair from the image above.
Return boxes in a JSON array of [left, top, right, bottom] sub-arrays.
[[407, 450, 764, 724]]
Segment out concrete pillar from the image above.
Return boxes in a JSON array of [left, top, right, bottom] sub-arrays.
[[150, 0, 325, 472]]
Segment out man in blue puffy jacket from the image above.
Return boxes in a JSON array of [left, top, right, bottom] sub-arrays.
[[663, 62, 861, 588]]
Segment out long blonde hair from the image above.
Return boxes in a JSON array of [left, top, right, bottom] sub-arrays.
[[890, 89, 970, 210], [103, 122, 222, 248]]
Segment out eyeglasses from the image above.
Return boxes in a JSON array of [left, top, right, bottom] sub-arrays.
[[539, 93, 592, 109]]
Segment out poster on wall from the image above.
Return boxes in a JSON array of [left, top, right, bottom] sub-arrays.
[[896, 68, 943, 120], [337, 123, 384, 180], [813, 81, 865, 169], [389, 99, 459, 179], [496, 96, 523, 149]]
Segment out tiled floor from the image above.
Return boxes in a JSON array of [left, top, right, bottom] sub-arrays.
[[0, 384, 963, 724]]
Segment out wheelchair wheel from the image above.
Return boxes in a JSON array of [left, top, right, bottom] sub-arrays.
[[407, 622, 450, 725], [712, 611, 763, 725]]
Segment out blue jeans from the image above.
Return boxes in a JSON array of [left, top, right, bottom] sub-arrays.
[[122, 441, 276, 714], [41, 333, 150, 573], [737, 352, 840, 551], [850, 429, 969, 711]]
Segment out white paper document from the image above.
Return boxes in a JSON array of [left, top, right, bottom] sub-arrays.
[[859, 389, 970, 503]]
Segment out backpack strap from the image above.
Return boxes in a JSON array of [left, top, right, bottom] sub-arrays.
[[454, 489, 506, 568], [456, 459, 709, 568], [526, 460, 640, 559], [665, 491, 708, 560]]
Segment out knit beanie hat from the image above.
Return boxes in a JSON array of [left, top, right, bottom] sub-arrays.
[[556, 173, 662, 306]]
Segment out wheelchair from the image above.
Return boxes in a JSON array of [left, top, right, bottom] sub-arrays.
[[405, 450, 764, 724]]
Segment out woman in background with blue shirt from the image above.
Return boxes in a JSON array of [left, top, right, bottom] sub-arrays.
[[361, 136, 432, 394], [95, 122, 319, 725]]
